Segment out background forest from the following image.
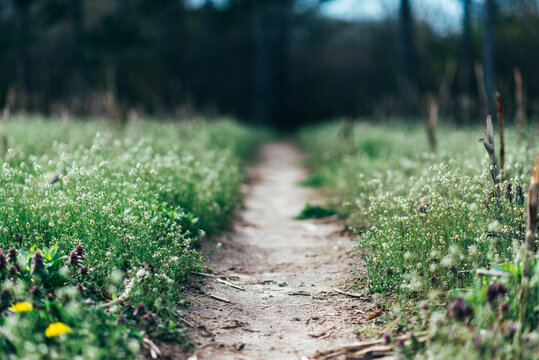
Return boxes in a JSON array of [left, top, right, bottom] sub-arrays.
[[0, 0, 538, 128]]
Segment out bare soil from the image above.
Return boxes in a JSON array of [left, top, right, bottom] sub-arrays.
[[180, 142, 377, 360]]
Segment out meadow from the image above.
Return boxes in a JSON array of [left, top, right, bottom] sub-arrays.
[[298, 120, 539, 359], [0, 116, 265, 359]]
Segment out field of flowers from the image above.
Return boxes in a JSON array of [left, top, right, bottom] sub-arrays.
[[298, 120, 539, 359], [0, 116, 265, 359]]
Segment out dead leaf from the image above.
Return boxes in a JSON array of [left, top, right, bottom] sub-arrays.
[[366, 309, 383, 320]]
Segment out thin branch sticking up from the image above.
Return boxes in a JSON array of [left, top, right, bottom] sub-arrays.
[[479, 116, 500, 190], [496, 92, 505, 170]]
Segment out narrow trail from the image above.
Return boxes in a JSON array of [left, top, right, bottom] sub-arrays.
[[183, 142, 374, 360]]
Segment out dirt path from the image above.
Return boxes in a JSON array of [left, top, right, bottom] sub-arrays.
[[182, 142, 374, 360]]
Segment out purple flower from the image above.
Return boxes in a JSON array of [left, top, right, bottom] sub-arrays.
[[448, 296, 473, 321], [516, 185, 524, 206], [74, 244, 86, 258], [29, 285, 42, 298], [0, 250, 6, 271], [506, 323, 518, 340], [498, 302, 509, 316], [382, 333, 391, 344], [79, 267, 89, 277], [31, 251, 45, 273], [140, 311, 157, 327], [9, 264, 20, 276], [67, 251, 79, 268], [76, 283, 86, 293], [7, 247, 17, 263], [134, 302, 147, 317], [486, 283, 507, 304]]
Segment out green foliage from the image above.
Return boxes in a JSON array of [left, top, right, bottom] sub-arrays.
[[400, 255, 539, 359], [297, 120, 531, 292], [298, 120, 539, 357], [0, 244, 139, 359], [295, 203, 338, 220], [0, 116, 266, 358]]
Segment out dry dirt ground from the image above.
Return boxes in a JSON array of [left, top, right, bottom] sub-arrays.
[[179, 142, 380, 360]]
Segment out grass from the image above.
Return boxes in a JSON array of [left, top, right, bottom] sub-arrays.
[[297, 119, 539, 359], [295, 203, 338, 220], [0, 116, 267, 359]]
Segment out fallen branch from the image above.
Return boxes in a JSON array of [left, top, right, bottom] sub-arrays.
[[476, 269, 510, 278], [287, 291, 311, 296], [191, 271, 216, 278], [313, 331, 429, 360], [208, 294, 231, 303], [216, 278, 245, 291], [486, 231, 524, 241], [177, 316, 195, 328], [101, 278, 135, 309], [333, 287, 367, 299]]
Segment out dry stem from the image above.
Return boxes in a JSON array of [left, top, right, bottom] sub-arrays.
[[479, 116, 500, 194], [496, 92, 505, 170], [426, 96, 438, 152], [520, 154, 539, 326]]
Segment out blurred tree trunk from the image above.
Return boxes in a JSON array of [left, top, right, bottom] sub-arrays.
[[14, 0, 32, 110], [253, 0, 290, 126], [160, 0, 184, 110], [458, 0, 473, 121], [483, 0, 497, 119], [399, 0, 417, 116], [71, 0, 88, 112], [202, 0, 216, 112]]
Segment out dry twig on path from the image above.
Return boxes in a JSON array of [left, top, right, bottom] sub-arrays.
[[287, 291, 311, 296], [216, 278, 245, 291], [191, 271, 217, 278], [208, 294, 231, 303], [313, 331, 429, 360], [333, 288, 368, 299]]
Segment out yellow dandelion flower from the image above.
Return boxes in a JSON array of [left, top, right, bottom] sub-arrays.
[[45, 322, 72, 338], [9, 302, 33, 313]]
